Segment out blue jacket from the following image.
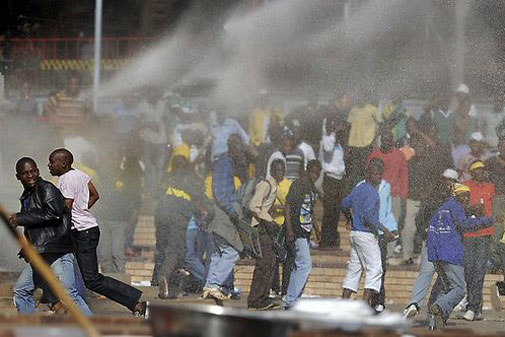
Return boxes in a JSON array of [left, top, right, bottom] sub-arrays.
[[342, 180, 381, 233], [212, 155, 238, 215], [427, 197, 493, 266]]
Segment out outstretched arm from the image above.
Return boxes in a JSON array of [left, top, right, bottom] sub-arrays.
[[88, 182, 100, 209]]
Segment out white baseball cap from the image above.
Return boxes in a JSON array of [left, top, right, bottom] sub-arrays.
[[456, 84, 470, 94], [443, 169, 459, 181], [470, 132, 484, 142]]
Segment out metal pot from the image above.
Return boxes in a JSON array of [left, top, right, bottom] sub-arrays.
[[148, 303, 293, 337]]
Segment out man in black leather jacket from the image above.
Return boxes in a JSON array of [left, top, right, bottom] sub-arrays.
[[10, 157, 92, 315]]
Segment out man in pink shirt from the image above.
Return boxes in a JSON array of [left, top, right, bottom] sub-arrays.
[[48, 148, 147, 317]]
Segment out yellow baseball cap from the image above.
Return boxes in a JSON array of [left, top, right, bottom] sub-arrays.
[[454, 183, 471, 194], [469, 161, 485, 172]]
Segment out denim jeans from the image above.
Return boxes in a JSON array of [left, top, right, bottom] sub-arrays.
[[186, 228, 212, 287], [205, 235, 239, 290], [13, 253, 92, 316], [464, 236, 491, 314], [427, 261, 465, 321], [410, 242, 435, 307], [283, 238, 312, 308], [72, 227, 142, 311], [402, 199, 421, 261]]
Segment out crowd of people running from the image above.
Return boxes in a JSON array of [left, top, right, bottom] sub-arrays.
[[2, 74, 505, 330]]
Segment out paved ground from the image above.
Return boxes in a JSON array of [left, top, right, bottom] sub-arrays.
[[87, 291, 505, 335]]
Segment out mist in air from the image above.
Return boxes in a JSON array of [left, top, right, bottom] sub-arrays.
[[0, 0, 503, 271], [101, 0, 500, 106]]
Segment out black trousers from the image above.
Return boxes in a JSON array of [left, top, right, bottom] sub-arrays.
[[151, 210, 188, 288], [377, 235, 388, 306], [320, 174, 346, 248], [72, 227, 142, 311], [248, 223, 276, 307], [464, 236, 491, 314]]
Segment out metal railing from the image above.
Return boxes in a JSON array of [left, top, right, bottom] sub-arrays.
[[10, 36, 156, 60]]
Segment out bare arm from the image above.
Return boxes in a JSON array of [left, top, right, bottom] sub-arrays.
[[65, 198, 74, 211], [284, 204, 295, 242], [88, 182, 100, 209]]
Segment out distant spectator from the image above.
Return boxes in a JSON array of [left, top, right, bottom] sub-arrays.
[[456, 132, 488, 182], [139, 87, 167, 194], [347, 96, 380, 186], [319, 116, 347, 250], [450, 84, 479, 144], [43, 75, 90, 137], [249, 91, 284, 149], [209, 105, 249, 161], [113, 91, 142, 154], [266, 129, 304, 181]]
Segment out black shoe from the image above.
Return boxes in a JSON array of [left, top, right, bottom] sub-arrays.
[[133, 301, 150, 319], [404, 258, 414, 265], [497, 281, 505, 295], [248, 299, 278, 311]]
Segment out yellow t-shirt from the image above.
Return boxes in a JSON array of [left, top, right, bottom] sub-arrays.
[[272, 178, 292, 226], [347, 104, 379, 148], [204, 174, 241, 200], [249, 107, 284, 147], [166, 143, 190, 172]]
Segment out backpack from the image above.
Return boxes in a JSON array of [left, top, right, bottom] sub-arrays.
[[238, 177, 272, 221]]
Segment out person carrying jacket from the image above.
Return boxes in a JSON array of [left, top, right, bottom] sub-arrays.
[[10, 157, 92, 316], [426, 183, 494, 330], [203, 134, 246, 301]]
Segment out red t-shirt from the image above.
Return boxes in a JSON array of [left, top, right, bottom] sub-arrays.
[[463, 180, 496, 238], [367, 149, 408, 199]]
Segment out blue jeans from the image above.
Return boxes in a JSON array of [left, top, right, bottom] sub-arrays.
[[205, 236, 239, 290], [409, 243, 435, 308], [13, 253, 92, 316], [428, 261, 465, 321], [283, 238, 312, 308], [186, 228, 211, 286]]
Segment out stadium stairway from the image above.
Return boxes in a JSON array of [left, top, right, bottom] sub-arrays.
[[128, 215, 505, 309], [0, 212, 503, 313]]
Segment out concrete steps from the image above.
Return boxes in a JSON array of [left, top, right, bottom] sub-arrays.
[[126, 213, 505, 309]]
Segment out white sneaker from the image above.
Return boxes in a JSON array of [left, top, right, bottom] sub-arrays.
[[374, 304, 385, 313], [463, 310, 475, 321], [490, 283, 502, 312], [394, 244, 402, 254], [456, 296, 468, 311], [403, 303, 418, 319]]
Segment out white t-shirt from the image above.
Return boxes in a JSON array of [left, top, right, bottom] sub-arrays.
[[298, 142, 316, 169], [57, 169, 98, 231]]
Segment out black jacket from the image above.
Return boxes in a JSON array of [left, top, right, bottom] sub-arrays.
[[17, 178, 73, 254]]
